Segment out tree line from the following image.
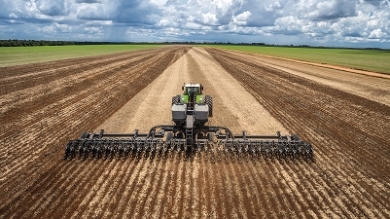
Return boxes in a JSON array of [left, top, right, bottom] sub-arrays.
[[0, 40, 162, 47], [0, 39, 75, 47]]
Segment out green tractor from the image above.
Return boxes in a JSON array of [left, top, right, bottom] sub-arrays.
[[171, 83, 213, 117]]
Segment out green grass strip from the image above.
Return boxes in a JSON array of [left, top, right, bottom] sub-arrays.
[[0, 44, 164, 67], [207, 45, 390, 74]]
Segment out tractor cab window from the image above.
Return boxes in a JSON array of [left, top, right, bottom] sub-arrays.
[[186, 87, 199, 95]]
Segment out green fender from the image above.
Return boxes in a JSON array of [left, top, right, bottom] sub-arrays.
[[181, 95, 189, 103], [196, 95, 204, 103]]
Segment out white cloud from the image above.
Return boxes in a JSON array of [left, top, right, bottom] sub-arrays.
[[369, 28, 387, 38], [77, 4, 109, 20], [202, 12, 218, 25], [233, 11, 251, 25], [0, 0, 388, 47]]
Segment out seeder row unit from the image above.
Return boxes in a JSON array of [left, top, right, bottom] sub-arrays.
[[64, 126, 314, 160]]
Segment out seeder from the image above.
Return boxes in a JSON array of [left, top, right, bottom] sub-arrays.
[[64, 83, 314, 160]]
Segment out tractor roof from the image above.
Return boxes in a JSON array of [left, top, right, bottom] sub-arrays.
[[184, 83, 201, 87]]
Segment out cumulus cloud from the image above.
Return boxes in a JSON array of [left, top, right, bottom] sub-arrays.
[[77, 5, 109, 20], [0, 0, 389, 47], [36, 0, 67, 16], [233, 11, 251, 26], [307, 0, 357, 21]]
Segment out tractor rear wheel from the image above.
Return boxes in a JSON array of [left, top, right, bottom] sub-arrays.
[[205, 95, 213, 117]]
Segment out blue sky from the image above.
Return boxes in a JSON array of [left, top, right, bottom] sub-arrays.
[[0, 0, 389, 48]]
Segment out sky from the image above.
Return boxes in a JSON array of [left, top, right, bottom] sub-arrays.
[[0, 0, 389, 48]]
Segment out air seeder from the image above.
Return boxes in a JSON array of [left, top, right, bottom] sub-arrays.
[[64, 83, 314, 160]]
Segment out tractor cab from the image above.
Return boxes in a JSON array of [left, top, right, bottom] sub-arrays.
[[182, 83, 203, 95], [181, 83, 204, 104]]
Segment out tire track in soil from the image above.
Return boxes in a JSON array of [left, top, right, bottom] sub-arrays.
[[146, 158, 168, 218], [133, 158, 159, 218], [137, 157, 162, 218], [180, 158, 193, 218], [65, 159, 123, 218], [154, 158, 175, 217], [79, 159, 126, 219], [237, 158, 263, 218], [139, 157, 167, 218], [205, 160, 218, 218], [231, 160, 252, 218], [206, 48, 388, 216], [109, 158, 140, 219], [178, 156, 188, 218], [243, 160, 276, 217], [253, 160, 280, 219], [168, 157, 185, 218], [119, 158, 149, 218], [164, 155, 180, 218], [62, 160, 119, 219], [125, 158, 152, 218], [199, 157, 210, 217], [84, 159, 122, 218], [208, 160, 225, 218]]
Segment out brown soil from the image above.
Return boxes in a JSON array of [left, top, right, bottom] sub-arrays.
[[0, 47, 389, 219]]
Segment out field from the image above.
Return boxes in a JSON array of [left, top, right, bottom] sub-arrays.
[[0, 44, 163, 67], [209, 45, 390, 74], [1, 46, 390, 218]]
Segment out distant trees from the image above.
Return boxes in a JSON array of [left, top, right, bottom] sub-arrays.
[[0, 39, 75, 47]]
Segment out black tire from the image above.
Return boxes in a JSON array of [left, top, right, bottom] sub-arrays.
[[172, 95, 179, 106], [291, 134, 300, 141], [205, 95, 213, 117]]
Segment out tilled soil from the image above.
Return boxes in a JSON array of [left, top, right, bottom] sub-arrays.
[[1, 47, 389, 218]]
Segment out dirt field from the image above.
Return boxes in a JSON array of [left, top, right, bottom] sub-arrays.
[[1, 46, 389, 218]]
